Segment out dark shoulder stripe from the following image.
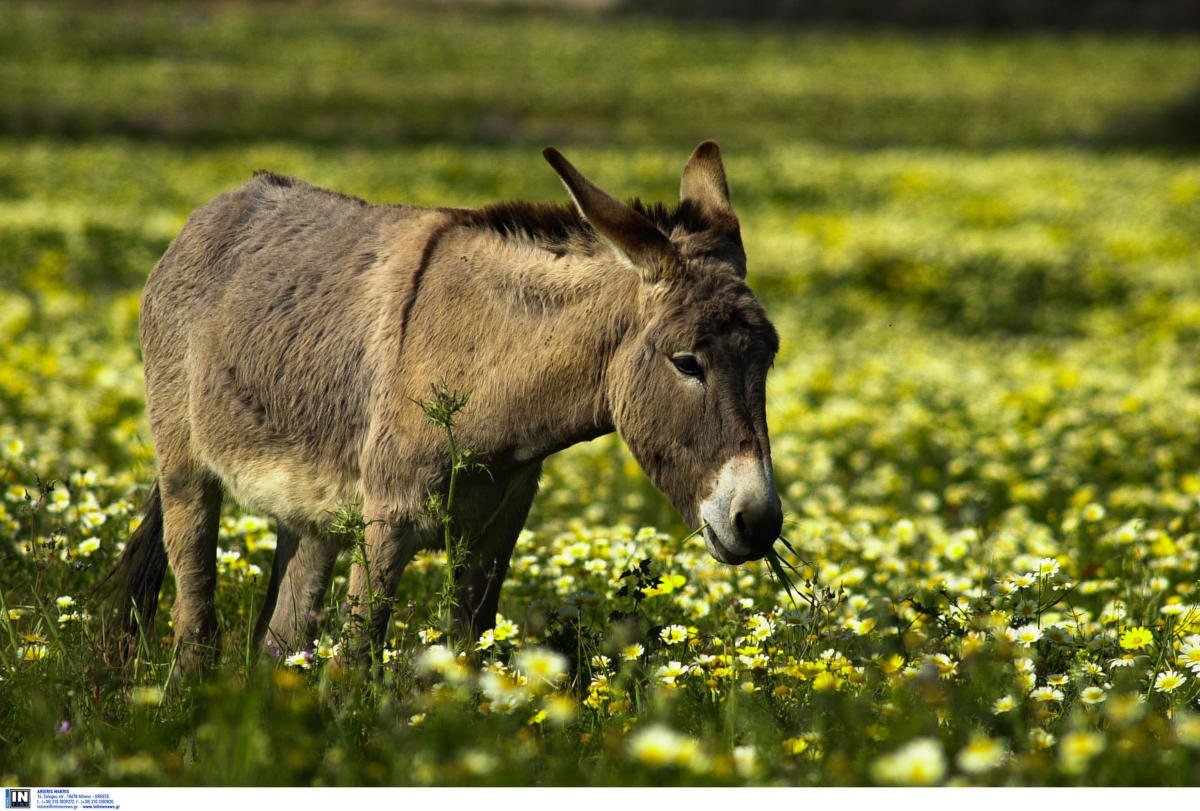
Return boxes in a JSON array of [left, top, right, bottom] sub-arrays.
[[398, 217, 461, 344]]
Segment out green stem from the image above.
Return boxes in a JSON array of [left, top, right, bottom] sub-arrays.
[[444, 424, 459, 559], [361, 534, 378, 666]]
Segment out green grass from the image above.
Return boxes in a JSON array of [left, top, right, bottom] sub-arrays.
[[2, 0, 1198, 149], [3, 0, 1200, 787]]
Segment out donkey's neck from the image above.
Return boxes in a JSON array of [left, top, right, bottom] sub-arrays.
[[414, 228, 639, 467]]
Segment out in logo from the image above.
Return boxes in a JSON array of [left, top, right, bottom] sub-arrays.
[[4, 790, 30, 810]]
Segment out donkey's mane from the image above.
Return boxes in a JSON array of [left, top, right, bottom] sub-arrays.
[[459, 198, 714, 255]]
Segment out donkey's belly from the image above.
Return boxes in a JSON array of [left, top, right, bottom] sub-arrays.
[[184, 323, 369, 531], [203, 449, 362, 532]]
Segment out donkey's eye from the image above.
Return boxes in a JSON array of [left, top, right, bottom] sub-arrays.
[[671, 354, 705, 381]]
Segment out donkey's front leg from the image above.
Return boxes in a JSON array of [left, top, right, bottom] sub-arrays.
[[452, 465, 541, 642], [344, 517, 423, 658], [452, 537, 516, 644]]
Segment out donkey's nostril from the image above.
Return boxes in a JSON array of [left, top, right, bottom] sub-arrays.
[[730, 491, 783, 554]]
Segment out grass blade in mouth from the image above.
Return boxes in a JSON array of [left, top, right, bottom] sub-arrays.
[[765, 535, 805, 607]]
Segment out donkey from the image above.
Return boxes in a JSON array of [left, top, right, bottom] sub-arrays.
[[106, 141, 782, 669]]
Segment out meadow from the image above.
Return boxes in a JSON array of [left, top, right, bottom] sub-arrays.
[[3, 0, 1200, 787]]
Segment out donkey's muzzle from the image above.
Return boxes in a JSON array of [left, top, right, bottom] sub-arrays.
[[699, 454, 782, 565], [730, 486, 783, 558]]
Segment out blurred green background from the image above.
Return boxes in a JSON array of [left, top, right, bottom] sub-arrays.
[[3, 0, 1198, 150]]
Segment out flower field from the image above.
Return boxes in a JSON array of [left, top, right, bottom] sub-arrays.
[[3, 0, 1200, 787]]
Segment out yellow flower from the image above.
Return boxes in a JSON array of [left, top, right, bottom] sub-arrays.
[[659, 625, 690, 645], [870, 738, 945, 786], [493, 615, 519, 641], [851, 617, 877, 635], [1154, 669, 1187, 693], [1179, 641, 1200, 673], [515, 647, 569, 690], [811, 671, 841, 692], [956, 735, 1007, 774], [1030, 686, 1063, 702], [629, 723, 703, 770], [645, 574, 686, 596], [1059, 731, 1104, 775], [732, 745, 759, 779], [1034, 558, 1060, 578], [925, 653, 956, 679], [1120, 626, 1153, 650], [541, 693, 577, 725], [992, 695, 1017, 714], [745, 614, 775, 640], [1105, 693, 1146, 726], [782, 737, 809, 756], [1174, 713, 1200, 747], [283, 651, 311, 669], [656, 660, 690, 688], [1014, 624, 1042, 645], [1030, 729, 1056, 750], [1115, 521, 1141, 544], [459, 749, 497, 776]]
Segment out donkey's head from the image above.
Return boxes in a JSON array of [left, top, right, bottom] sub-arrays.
[[544, 142, 782, 564]]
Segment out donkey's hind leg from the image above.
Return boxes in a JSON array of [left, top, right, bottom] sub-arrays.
[[253, 524, 339, 655], [159, 466, 224, 673]]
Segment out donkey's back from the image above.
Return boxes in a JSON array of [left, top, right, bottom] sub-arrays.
[[148, 172, 405, 314]]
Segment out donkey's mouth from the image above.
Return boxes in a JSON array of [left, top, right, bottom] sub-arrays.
[[703, 525, 763, 565], [697, 453, 782, 566]]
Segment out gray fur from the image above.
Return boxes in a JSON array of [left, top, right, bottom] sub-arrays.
[[110, 143, 781, 669]]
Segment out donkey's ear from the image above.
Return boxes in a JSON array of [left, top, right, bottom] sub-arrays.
[[680, 140, 738, 227], [543, 147, 677, 283]]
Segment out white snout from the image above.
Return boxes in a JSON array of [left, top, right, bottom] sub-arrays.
[[698, 454, 783, 564]]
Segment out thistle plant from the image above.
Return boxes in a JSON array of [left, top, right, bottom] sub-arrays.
[[415, 380, 486, 635], [331, 503, 378, 663]]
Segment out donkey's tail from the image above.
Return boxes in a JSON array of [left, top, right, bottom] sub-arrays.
[[95, 479, 168, 649]]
